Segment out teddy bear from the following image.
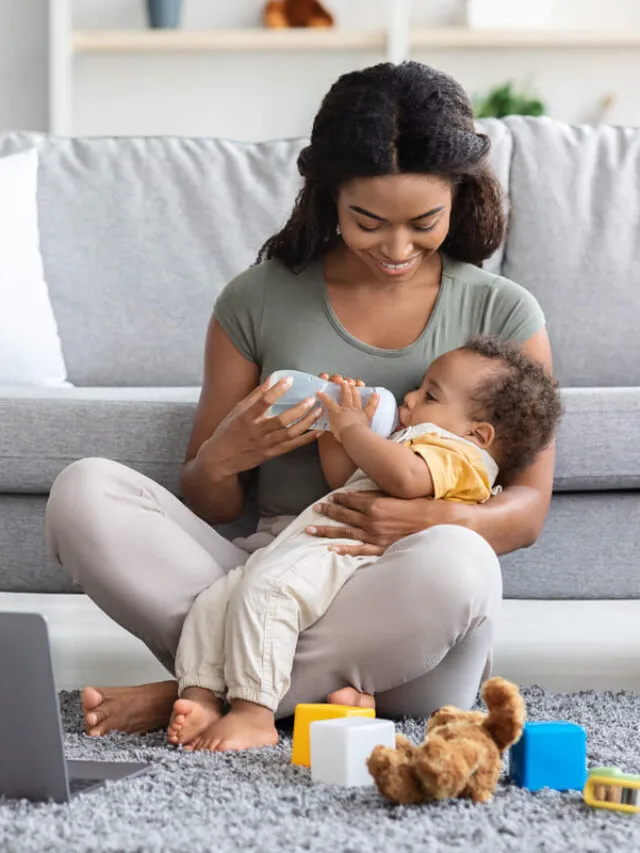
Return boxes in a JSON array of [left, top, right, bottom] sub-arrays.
[[264, 0, 334, 28], [367, 676, 526, 805]]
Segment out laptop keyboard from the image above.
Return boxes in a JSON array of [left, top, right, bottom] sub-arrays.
[[69, 777, 103, 795]]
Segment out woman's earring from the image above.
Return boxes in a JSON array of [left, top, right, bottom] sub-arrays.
[[336, 224, 342, 236]]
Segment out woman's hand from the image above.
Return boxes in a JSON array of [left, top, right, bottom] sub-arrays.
[[306, 490, 470, 557], [197, 375, 324, 480], [319, 373, 365, 388]]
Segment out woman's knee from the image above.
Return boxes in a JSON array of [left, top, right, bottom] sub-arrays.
[[45, 457, 126, 557], [387, 524, 502, 617]]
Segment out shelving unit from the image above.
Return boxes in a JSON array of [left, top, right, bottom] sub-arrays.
[[48, 0, 640, 135], [49, 0, 411, 134]]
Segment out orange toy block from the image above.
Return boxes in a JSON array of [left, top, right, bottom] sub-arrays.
[[291, 704, 375, 767]]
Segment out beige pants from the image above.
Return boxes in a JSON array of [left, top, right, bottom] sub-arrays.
[[45, 458, 502, 719], [175, 481, 379, 711]]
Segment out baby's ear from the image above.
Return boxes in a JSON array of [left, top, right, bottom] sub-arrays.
[[470, 421, 495, 449]]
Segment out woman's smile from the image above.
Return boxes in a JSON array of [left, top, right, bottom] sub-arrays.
[[369, 252, 423, 277]]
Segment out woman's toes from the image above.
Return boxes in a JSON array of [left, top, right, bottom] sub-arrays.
[[86, 704, 108, 726], [81, 686, 103, 712], [328, 687, 375, 709]]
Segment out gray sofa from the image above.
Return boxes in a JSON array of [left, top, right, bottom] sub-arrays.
[[0, 117, 639, 642]]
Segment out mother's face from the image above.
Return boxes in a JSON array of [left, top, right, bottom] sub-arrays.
[[336, 173, 453, 283]]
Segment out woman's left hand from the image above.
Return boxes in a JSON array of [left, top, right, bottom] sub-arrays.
[[307, 490, 471, 557]]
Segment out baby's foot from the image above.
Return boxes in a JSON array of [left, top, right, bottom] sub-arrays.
[[167, 687, 224, 746], [328, 686, 376, 710], [186, 700, 278, 752]]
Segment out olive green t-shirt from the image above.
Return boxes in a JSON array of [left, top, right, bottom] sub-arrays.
[[214, 254, 545, 517]]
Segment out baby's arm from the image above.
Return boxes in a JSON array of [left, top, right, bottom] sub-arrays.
[[318, 432, 357, 489], [317, 374, 368, 489], [340, 425, 435, 499], [318, 383, 434, 500]]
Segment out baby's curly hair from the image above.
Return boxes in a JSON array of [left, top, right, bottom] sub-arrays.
[[258, 62, 504, 271], [461, 335, 562, 476]]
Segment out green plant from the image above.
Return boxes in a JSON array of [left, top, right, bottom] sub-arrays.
[[474, 81, 546, 118]]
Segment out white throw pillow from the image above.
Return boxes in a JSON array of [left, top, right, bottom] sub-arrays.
[[0, 148, 69, 386]]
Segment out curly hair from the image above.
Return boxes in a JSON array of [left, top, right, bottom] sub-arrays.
[[461, 335, 562, 476], [258, 62, 505, 271]]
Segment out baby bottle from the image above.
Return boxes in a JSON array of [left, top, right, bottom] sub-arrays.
[[266, 370, 398, 438]]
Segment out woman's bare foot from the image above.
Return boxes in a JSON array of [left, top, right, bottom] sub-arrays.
[[328, 686, 376, 710], [167, 688, 224, 746], [183, 699, 279, 752], [82, 681, 178, 736]]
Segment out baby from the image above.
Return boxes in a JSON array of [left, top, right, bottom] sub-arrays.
[[167, 335, 561, 752]]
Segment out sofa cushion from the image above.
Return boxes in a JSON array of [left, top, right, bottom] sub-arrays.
[[501, 491, 640, 599], [554, 387, 640, 491], [0, 387, 198, 494], [0, 496, 70, 593], [474, 118, 513, 277], [0, 124, 512, 388], [502, 116, 640, 388], [0, 385, 638, 494], [1, 492, 638, 597], [0, 133, 307, 387], [1, 120, 638, 391], [0, 149, 69, 388]]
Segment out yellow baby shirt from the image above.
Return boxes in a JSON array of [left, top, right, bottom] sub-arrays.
[[399, 423, 499, 503]]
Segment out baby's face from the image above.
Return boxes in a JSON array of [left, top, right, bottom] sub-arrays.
[[398, 349, 490, 439]]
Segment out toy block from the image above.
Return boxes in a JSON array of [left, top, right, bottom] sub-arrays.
[[509, 721, 587, 792], [291, 704, 375, 767], [310, 717, 396, 786]]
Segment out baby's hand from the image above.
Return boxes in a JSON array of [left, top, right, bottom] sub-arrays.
[[317, 382, 379, 444]]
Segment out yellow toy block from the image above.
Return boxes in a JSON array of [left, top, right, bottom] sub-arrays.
[[291, 704, 375, 767]]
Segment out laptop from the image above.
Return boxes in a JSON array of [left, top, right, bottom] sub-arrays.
[[0, 612, 149, 803]]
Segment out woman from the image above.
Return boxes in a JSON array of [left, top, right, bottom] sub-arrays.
[[45, 62, 553, 738]]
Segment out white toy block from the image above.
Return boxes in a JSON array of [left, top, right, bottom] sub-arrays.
[[310, 717, 396, 787]]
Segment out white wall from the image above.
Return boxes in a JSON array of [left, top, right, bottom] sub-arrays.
[[0, 0, 48, 130], [1, 0, 640, 138]]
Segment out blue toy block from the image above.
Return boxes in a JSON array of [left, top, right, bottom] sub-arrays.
[[509, 721, 587, 792]]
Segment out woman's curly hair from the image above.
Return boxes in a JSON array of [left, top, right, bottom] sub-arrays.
[[258, 62, 505, 271], [461, 335, 562, 477]]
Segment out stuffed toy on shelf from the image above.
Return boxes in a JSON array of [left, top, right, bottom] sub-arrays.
[[367, 677, 526, 805], [264, 0, 334, 28]]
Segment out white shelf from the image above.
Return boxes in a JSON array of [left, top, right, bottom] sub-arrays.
[[72, 28, 386, 54], [70, 27, 640, 55]]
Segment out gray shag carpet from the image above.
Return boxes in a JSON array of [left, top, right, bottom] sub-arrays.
[[1, 686, 640, 853]]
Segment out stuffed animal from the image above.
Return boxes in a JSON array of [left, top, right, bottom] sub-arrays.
[[367, 677, 526, 805], [264, 0, 334, 28]]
